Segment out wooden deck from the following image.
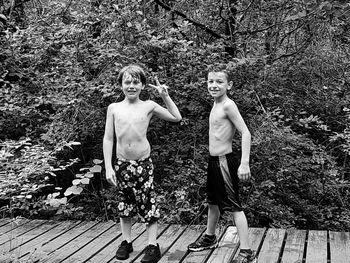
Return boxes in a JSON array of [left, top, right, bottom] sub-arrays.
[[0, 218, 349, 263]]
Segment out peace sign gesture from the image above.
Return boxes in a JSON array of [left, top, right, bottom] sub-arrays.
[[148, 76, 169, 97]]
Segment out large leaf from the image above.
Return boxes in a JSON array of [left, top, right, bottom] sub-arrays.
[[64, 186, 83, 196], [90, 165, 102, 173]]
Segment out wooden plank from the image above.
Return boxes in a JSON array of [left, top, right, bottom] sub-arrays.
[[248, 227, 266, 251], [16, 220, 81, 259], [0, 219, 48, 246], [159, 225, 206, 263], [110, 223, 170, 263], [0, 218, 31, 238], [40, 221, 115, 263], [20, 220, 99, 262], [329, 231, 350, 263], [281, 229, 306, 263], [1, 220, 63, 253], [206, 226, 239, 263], [0, 218, 10, 227], [305, 230, 327, 263], [182, 225, 226, 263], [0, 218, 16, 230], [229, 227, 266, 262], [84, 222, 147, 263], [256, 228, 285, 263], [152, 224, 187, 258], [62, 221, 121, 263]]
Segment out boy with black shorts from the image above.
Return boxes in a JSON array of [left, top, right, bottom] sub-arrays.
[[187, 65, 257, 263], [103, 64, 182, 263]]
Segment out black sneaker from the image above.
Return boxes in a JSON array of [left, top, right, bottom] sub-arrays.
[[140, 243, 161, 263], [116, 240, 133, 260], [187, 234, 218, 252], [231, 249, 257, 263]]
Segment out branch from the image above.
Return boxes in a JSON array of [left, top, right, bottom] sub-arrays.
[[153, 0, 222, 39], [271, 35, 313, 62]]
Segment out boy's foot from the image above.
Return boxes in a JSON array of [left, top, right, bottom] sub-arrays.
[[140, 243, 161, 263], [231, 249, 257, 263], [187, 234, 218, 252], [116, 240, 133, 260]]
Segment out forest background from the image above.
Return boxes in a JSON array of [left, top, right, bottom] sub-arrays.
[[0, 0, 349, 231]]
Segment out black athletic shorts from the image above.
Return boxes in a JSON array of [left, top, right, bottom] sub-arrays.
[[206, 152, 243, 214]]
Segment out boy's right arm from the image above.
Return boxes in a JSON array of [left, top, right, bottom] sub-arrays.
[[103, 104, 117, 186]]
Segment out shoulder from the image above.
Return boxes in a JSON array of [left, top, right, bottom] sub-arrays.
[[107, 102, 119, 109], [222, 99, 241, 120], [107, 102, 120, 113], [144, 99, 159, 109], [223, 98, 238, 112]]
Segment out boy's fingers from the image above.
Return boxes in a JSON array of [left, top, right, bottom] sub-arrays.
[[148, 84, 157, 89], [239, 172, 250, 181]]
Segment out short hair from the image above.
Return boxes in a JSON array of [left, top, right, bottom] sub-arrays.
[[207, 62, 234, 82], [117, 64, 147, 86]]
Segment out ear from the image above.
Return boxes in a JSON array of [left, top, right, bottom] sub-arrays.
[[227, 81, 233, 90]]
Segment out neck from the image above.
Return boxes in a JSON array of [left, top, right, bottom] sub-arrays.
[[214, 94, 228, 104], [124, 97, 140, 104]]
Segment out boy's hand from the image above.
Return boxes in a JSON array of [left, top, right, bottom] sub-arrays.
[[106, 168, 117, 186], [238, 163, 251, 181], [148, 76, 169, 97]]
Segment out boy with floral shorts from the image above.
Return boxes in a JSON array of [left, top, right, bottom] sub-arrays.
[[103, 64, 182, 263]]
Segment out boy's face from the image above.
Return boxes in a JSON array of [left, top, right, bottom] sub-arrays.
[[207, 72, 232, 98], [121, 72, 145, 100]]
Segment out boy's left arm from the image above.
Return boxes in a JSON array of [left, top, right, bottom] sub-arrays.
[[224, 101, 252, 181]]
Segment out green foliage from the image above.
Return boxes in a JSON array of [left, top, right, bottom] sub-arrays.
[[245, 113, 349, 230], [0, 138, 81, 218]]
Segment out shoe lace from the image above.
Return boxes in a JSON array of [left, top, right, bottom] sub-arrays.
[[194, 235, 211, 246]]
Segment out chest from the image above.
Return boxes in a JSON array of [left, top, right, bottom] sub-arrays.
[[114, 105, 152, 126], [209, 106, 226, 126]]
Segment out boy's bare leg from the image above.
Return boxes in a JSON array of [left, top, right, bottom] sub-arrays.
[[233, 211, 250, 249], [120, 217, 132, 242], [206, 204, 220, 235], [146, 221, 158, 245]]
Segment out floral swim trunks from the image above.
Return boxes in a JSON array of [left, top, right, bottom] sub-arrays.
[[114, 157, 160, 223]]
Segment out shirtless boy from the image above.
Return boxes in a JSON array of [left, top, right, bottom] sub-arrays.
[[187, 66, 257, 263], [103, 64, 182, 263]]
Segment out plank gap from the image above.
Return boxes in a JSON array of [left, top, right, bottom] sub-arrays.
[[277, 230, 288, 263]]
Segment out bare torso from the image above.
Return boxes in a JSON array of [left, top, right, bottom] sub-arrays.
[[209, 100, 236, 156], [111, 100, 154, 160]]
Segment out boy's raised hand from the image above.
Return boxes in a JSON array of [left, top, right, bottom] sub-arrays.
[[148, 76, 169, 97]]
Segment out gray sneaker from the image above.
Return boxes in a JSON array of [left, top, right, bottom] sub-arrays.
[[187, 234, 218, 252], [231, 250, 257, 263]]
